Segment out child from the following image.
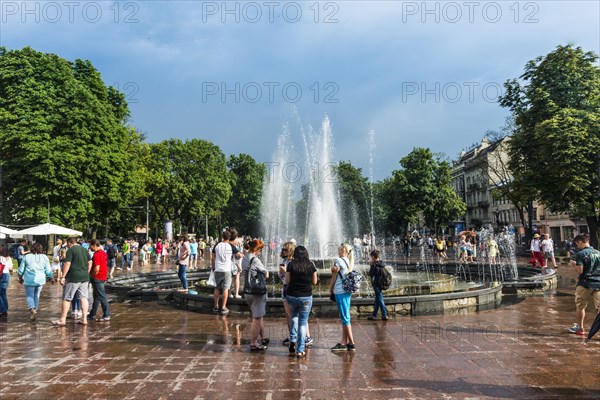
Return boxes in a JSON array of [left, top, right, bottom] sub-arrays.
[[367, 249, 388, 321]]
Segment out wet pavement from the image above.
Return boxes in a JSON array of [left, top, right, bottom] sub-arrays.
[[1, 259, 599, 399]]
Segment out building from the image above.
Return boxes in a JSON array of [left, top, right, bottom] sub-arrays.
[[451, 137, 587, 245]]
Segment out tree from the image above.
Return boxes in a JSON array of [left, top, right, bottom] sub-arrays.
[[0, 47, 141, 235], [223, 153, 266, 236], [334, 161, 371, 236], [379, 148, 466, 235], [499, 45, 600, 246], [145, 139, 232, 235]]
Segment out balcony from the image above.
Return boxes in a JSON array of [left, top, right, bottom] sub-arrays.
[[477, 200, 489, 207]]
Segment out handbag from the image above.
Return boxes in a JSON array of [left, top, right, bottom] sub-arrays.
[[207, 270, 217, 287], [329, 292, 336, 302], [244, 257, 267, 295]]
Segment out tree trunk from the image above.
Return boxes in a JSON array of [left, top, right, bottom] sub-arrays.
[[585, 215, 599, 249]]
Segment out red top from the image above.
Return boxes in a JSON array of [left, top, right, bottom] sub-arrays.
[[91, 249, 108, 281]]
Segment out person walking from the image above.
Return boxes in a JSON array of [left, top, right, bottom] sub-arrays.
[[567, 233, 600, 336], [542, 233, 557, 269], [0, 244, 14, 317], [120, 240, 132, 271], [189, 238, 198, 270], [329, 243, 356, 352], [52, 237, 91, 326], [530, 233, 546, 273], [285, 245, 317, 358], [177, 235, 190, 292], [367, 249, 388, 321], [105, 239, 118, 279], [155, 239, 163, 264], [51, 239, 62, 279], [242, 239, 270, 352], [88, 239, 110, 322], [17, 242, 53, 322]]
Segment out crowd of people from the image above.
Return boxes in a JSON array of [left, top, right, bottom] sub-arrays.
[[1, 227, 598, 354]]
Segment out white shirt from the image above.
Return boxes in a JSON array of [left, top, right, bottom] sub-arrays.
[[0, 256, 11, 274], [213, 242, 235, 273], [530, 239, 541, 252], [541, 239, 554, 253]]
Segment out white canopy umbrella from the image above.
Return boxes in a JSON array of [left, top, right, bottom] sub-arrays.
[[0, 225, 20, 239], [17, 223, 83, 236]]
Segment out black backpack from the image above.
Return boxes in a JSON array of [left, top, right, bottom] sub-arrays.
[[106, 244, 116, 259], [375, 265, 393, 291]]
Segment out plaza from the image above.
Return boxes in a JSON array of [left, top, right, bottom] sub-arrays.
[[0, 260, 599, 400]]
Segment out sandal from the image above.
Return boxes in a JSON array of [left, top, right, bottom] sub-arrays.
[[261, 338, 270, 346], [76, 320, 88, 325], [51, 320, 66, 326], [250, 344, 266, 352]]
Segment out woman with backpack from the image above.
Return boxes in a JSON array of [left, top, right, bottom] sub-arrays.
[[367, 249, 389, 321], [242, 239, 269, 352], [329, 243, 356, 352]]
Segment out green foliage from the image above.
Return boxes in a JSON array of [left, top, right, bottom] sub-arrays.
[[145, 139, 232, 234], [335, 161, 371, 235], [379, 148, 466, 235], [500, 44, 600, 243], [223, 153, 266, 235], [0, 47, 140, 234]]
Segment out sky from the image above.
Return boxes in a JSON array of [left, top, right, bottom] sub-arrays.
[[1, 0, 598, 181]]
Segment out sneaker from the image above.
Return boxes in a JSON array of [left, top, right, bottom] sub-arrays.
[[96, 316, 111, 322], [382, 316, 389, 321], [331, 343, 347, 352], [234, 295, 242, 299], [575, 328, 586, 336], [305, 336, 314, 347], [367, 316, 376, 320], [220, 308, 229, 315], [213, 307, 219, 313], [29, 308, 37, 322], [289, 342, 296, 355], [282, 338, 290, 346], [568, 323, 581, 333], [346, 343, 356, 351]]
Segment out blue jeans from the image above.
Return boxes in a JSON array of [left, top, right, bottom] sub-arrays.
[[25, 285, 43, 310], [286, 295, 313, 353], [0, 274, 10, 313], [90, 278, 110, 318], [120, 253, 131, 268], [372, 286, 387, 318], [71, 291, 81, 312], [178, 264, 188, 289]]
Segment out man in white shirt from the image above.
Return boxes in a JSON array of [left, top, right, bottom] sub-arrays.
[[211, 229, 241, 314]]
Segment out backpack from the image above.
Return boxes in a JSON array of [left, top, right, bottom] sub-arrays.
[[337, 258, 363, 293], [13, 245, 21, 261], [106, 244, 116, 259], [375, 265, 393, 291]]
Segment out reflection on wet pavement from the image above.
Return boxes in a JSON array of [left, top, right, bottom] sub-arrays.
[[0, 262, 599, 399]]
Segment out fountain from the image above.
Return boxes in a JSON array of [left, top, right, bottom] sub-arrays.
[[106, 117, 558, 315]]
